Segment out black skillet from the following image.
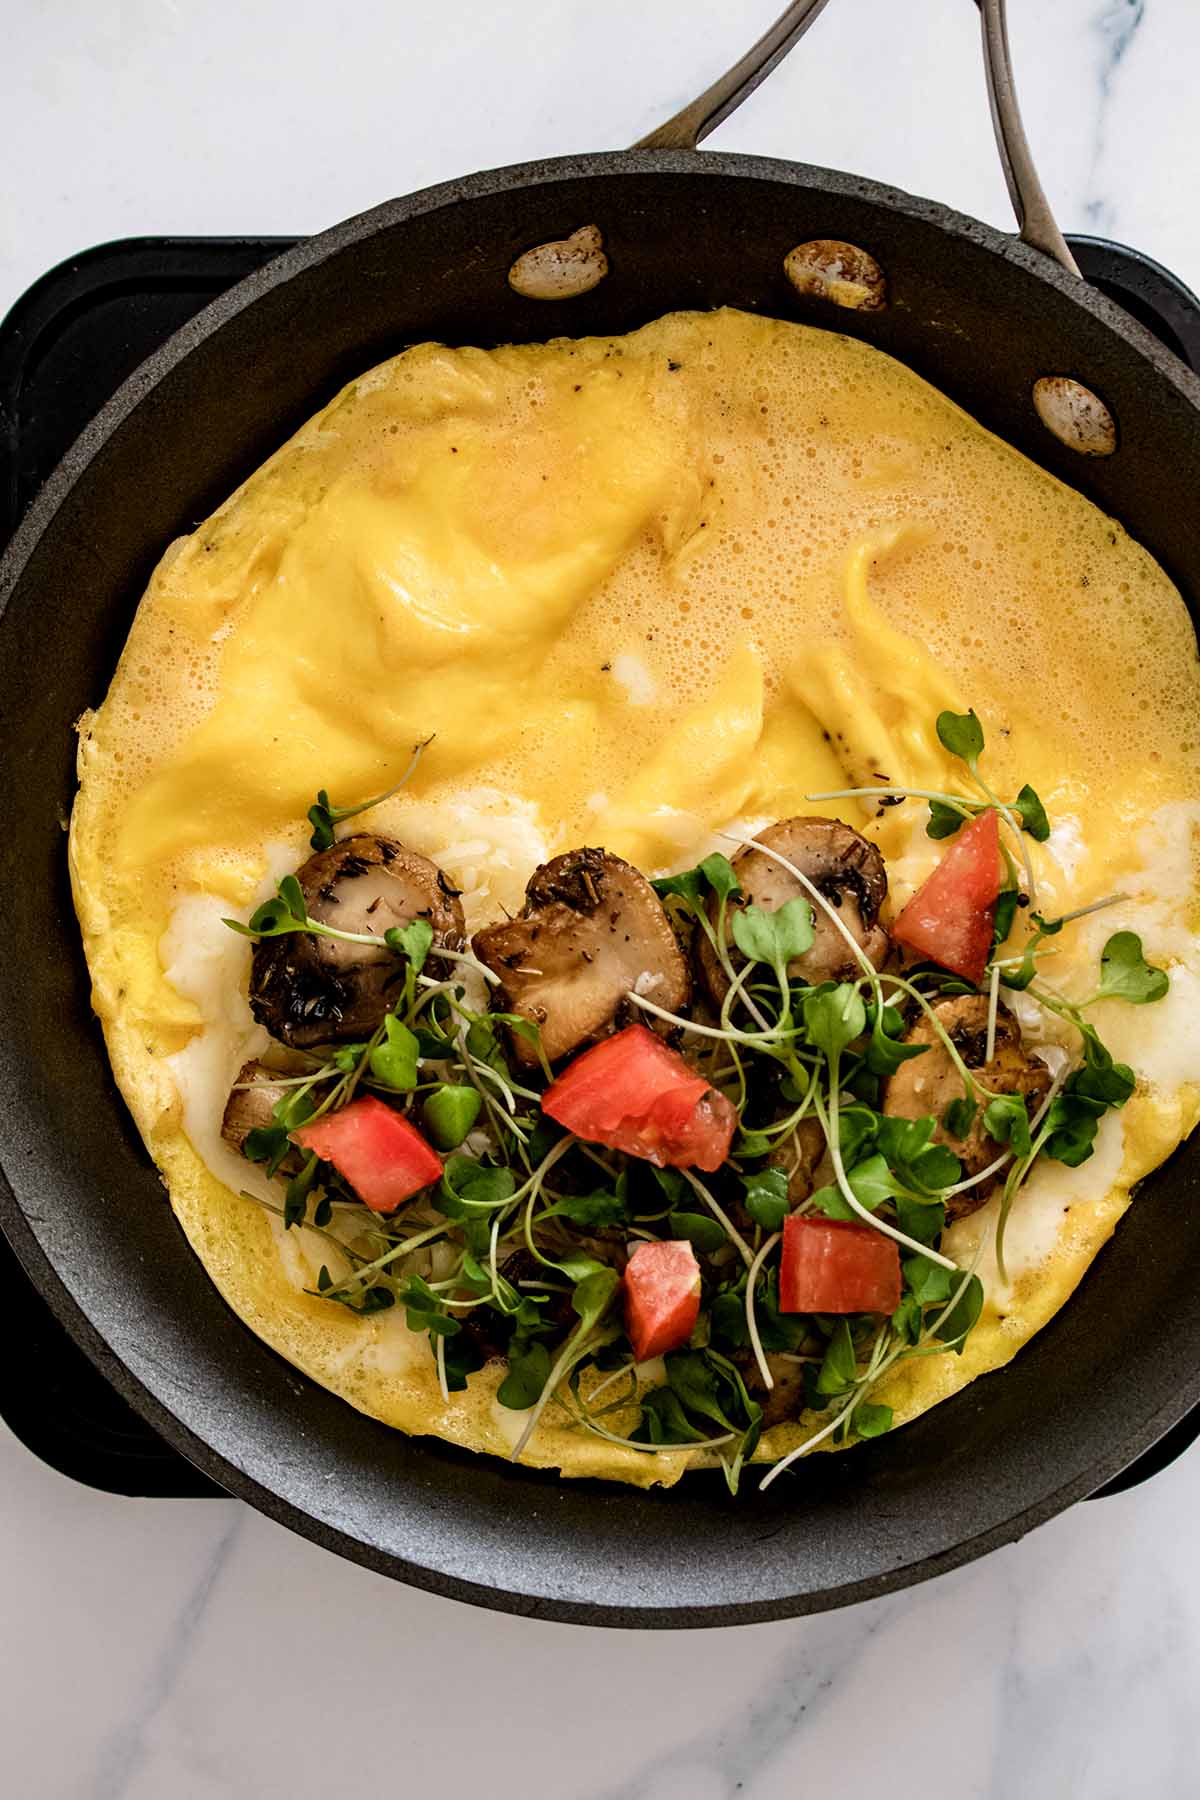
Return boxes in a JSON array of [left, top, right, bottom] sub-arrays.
[[1, 1, 1198, 1626]]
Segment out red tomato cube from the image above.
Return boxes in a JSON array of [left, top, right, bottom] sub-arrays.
[[541, 1024, 736, 1172], [623, 1239, 702, 1361], [892, 808, 1002, 984], [779, 1215, 901, 1315], [292, 1095, 442, 1213]]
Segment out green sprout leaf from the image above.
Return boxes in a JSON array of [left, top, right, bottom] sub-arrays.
[[553, 1250, 608, 1283], [307, 790, 338, 852], [396, 1274, 460, 1338], [1014, 783, 1051, 842], [1040, 1094, 1101, 1167], [571, 1267, 621, 1334], [651, 868, 706, 905], [836, 1107, 878, 1168], [229, 885, 308, 940], [803, 983, 867, 1061], [671, 1212, 728, 1254], [810, 1152, 898, 1221], [441, 1332, 487, 1393], [243, 1086, 315, 1176], [891, 1293, 924, 1345], [305, 745, 432, 851], [742, 1166, 790, 1232], [993, 886, 1021, 948], [936, 708, 985, 766], [1095, 931, 1169, 1006], [865, 1011, 928, 1076], [933, 1273, 984, 1352], [902, 1252, 954, 1307], [1001, 910, 1065, 991], [422, 1083, 482, 1150], [731, 898, 814, 968], [815, 1320, 858, 1396], [982, 1093, 1034, 1160], [542, 1188, 629, 1229], [655, 854, 741, 907], [1040, 1031, 1137, 1166], [927, 799, 968, 840], [1075, 1031, 1136, 1106], [941, 1096, 977, 1139], [273, 1088, 316, 1133], [435, 1156, 516, 1218], [639, 1386, 710, 1444], [283, 1151, 320, 1230], [895, 1192, 946, 1246], [497, 1340, 552, 1410], [852, 1401, 893, 1439], [651, 1166, 688, 1209], [874, 1114, 961, 1194], [369, 1016, 420, 1091], [242, 1123, 290, 1175], [384, 918, 435, 976], [700, 852, 741, 903], [664, 1351, 736, 1433]]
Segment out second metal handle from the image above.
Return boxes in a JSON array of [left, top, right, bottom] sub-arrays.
[[980, 0, 1080, 275], [635, 0, 1080, 280]]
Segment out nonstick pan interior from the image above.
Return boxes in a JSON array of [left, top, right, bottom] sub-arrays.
[[2, 152, 1199, 1625]]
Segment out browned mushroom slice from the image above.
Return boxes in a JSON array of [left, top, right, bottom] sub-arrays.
[[472, 847, 690, 1068], [221, 1058, 306, 1172], [249, 834, 465, 1048], [697, 816, 889, 1005], [769, 1115, 827, 1207], [734, 1350, 810, 1429], [882, 995, 1051, 1220]]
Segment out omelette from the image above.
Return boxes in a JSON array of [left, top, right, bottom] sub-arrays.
[[69, 309, 1200, 1488]]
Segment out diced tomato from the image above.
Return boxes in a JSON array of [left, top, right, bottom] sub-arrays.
[[541, 1024, 736, 1172], [779, 1215, 901, 1315], [892, 808, 1001, 984], [292, 1095, 442, 1214], [623, 1239, 702, 1361]]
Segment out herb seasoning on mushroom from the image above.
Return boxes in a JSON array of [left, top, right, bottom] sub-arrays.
[[472, 847, 690, 1067]]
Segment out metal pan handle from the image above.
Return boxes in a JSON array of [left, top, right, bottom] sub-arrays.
[[979, 0, 1079, 275], [636, 0, 1080, 278], [634, 0, 834, 151]]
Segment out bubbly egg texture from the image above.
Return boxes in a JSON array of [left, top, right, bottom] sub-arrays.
[[70, 308, 1200, 1483]]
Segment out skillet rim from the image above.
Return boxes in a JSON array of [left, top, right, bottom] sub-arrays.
[[2, 147, 1199, 1626]]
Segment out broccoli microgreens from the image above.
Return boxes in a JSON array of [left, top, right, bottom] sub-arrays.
[[224, 709, 1172, 1489], [305, 737, 433, 851], [985, 923, 1169, 1280], [805, 708, 1047, 905]]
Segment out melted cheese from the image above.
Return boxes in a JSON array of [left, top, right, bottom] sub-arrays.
[[69, 308, 1200, 1482]]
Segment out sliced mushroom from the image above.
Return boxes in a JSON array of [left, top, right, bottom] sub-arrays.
[[698, 817, 889, 1005], [249, 834, 465, 1048], [221, 1058, 307, 1173], [472, 847, 690, 1068], [735, 1350, 811, 1429], [882, 995, 1051, 1219], [769, 1115, 827, 1207]]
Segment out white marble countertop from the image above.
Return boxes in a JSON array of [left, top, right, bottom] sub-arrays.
[[3, 2, 1200, 1794]]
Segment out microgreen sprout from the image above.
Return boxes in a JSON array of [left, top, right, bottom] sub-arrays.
[[806, 707, 1049, 903], [306, 737, 433, 850], [228, 705, 1172, 1493]]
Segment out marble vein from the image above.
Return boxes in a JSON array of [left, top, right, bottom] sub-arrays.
[[1082, 0, 1147, 232], [87, 1509, 244, 1800], [595, 1601, 901, 1800]]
